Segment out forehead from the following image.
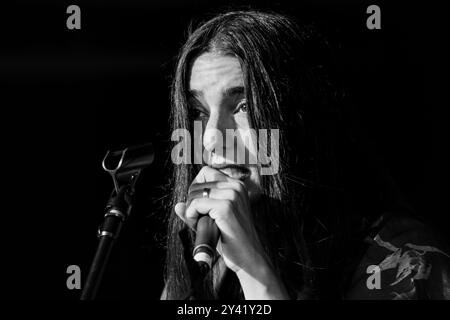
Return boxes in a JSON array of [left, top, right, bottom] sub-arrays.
[[189, 52, 244, 93]]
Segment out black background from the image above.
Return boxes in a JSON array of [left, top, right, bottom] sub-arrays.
[[0, 0, 440, 299]]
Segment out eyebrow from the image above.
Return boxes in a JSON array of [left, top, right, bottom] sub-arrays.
[[188, 89, 201, 99], [223, 86, 245, 97], [188, 86, 245, 99]]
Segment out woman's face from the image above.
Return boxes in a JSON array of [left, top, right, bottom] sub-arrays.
[[188, 52, 262, 200]]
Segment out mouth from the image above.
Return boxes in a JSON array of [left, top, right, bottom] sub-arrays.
[[211, 164, 251, 181]]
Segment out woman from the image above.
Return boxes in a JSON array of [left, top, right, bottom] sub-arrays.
[[161, 10, 449, 300]]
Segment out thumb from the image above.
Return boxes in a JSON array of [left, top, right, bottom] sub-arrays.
[[174, 202, 187, 222]]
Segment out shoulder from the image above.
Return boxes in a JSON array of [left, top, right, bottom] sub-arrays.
[[344, 214, 450, 300]]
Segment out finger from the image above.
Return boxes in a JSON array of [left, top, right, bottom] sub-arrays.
[[188, 182, 248, 208], [187, 188, 235, 204], [174, 202, 193, 229], [184, 198, 203, 230], [189, 181, 228, 194], [193, 166, 229, 183], [189, 179, 246, 194], [186, 197, 236, 232]]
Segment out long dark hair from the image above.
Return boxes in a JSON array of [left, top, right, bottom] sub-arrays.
[[163, 9, 409, 299]]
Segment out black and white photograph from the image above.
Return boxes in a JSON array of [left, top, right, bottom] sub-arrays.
[[1, 0, 447, 307]]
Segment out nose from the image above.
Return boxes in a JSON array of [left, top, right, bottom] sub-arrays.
[[203, 109, 235, 156]]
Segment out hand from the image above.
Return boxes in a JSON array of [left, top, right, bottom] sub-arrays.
[[175, 166, 265, 274], [174, 166, 289, 299]]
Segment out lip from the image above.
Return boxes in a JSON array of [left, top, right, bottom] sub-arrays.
[[212, 164, 251, 181]]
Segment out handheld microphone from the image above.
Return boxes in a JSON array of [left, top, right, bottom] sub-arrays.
[[193, 215, 220, 271]]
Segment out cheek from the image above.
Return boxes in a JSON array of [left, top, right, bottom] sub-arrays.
[[233, 114, 259, 163], [234, 113, 251, 129]]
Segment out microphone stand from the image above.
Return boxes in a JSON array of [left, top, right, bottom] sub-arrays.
[[80, 143, 154, 300], [80, 176, 137, 300]]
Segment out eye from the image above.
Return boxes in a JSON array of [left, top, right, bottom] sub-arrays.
[[235, 100, 248, 113], [189, 100, 209, 119], [191, 107, 208, 119]]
